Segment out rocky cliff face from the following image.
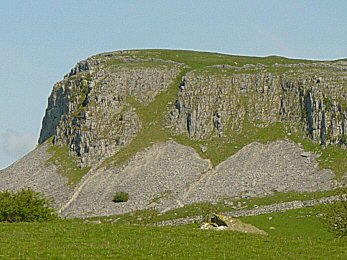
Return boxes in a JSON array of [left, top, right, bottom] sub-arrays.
[[168, 62, 347, 146], [38, 50, 347, 169], [39, 52, 183, 167]]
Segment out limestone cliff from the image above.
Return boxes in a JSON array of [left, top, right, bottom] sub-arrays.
[[2, 50, 347, 218], [39, 51, 183, 167], [39, 51, 347, 171], [36, 49, 347, 175], [168, 62, 347, 145]]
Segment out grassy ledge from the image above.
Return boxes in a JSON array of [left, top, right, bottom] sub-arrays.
[[174, 121, 286, 167], [46, 138, 91, 185], [101, 67, 191, 169], [289, 134, 347, 180]]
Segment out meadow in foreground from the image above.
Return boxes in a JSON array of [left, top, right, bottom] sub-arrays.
[[0, 206, 346, 259]]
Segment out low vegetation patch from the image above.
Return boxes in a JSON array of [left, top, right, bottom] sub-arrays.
[[46, 138, 91, 185], [321, 201, 347, 237], [175, 121, 286, 167], [112, 192, 129, 203], [290, 134, 347, 180], [319, 191, 347, 237], [0, 188, 56, 222]]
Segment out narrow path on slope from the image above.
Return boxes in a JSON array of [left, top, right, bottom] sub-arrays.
[[58, 167, 107, 215], [180, 158, 213, 201]]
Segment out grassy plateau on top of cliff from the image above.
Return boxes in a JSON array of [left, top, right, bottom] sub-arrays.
[[103, 49, 316, 69]]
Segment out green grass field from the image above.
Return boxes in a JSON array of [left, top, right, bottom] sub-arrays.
[[0, 206, 346, 259]]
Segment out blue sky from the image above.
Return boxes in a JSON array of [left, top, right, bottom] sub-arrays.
[[1, 0, 346, 169]]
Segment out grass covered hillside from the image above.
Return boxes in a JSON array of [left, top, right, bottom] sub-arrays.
[[1, 49, 347, 259]]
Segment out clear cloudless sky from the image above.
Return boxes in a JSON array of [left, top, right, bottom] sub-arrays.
[[1, 0, 346, 169]]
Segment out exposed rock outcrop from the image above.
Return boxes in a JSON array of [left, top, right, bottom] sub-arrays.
[[201, 214, 268, 235], [168, 63, 347, 145], [39, 51, 347, 171], [39, 54, 182, 167]]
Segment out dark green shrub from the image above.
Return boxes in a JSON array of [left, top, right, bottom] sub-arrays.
[[112, 191, 129, 203], [0, 188, 57, 222]]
